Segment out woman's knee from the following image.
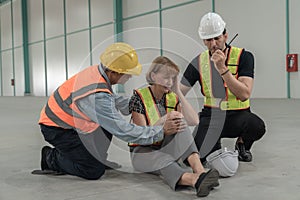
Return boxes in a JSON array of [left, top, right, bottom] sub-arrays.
[[130, 155, 143, 172]]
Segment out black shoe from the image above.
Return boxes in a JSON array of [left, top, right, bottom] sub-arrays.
[[41, 146, 52, 170], [32, 146, 65, 176], [31, 169, 66, 175], [235, 142, 252, 162], [103, 160, 122, 170], [195, 169, 220, 197]]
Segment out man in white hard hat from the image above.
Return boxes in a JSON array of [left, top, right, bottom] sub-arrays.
[[32, 42, 186, 180], [180, 12, 266, 163]]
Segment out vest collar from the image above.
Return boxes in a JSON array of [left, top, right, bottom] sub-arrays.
[[99, 64, 112, 83]]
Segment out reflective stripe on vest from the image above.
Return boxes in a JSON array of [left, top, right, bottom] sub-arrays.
[[199, 47, 250, 110], [128, 87, 178, 146], [39, 65, 112, 133]]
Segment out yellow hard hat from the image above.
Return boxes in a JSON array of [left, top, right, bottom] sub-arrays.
[[100, 42, 142, 75]]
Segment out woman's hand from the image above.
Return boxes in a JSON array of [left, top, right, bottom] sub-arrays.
[[171, 76, 180, 94], [159, 111, 187, 135]]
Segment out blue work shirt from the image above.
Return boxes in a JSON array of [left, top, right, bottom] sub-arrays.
[[76, 65, 164, 145]]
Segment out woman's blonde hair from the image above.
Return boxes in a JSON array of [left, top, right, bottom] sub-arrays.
[[146, 56, 180, 85]]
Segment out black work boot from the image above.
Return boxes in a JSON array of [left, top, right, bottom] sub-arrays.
[[235, 142, 252, 162], [32, 146, 65, 175], [41, 146, 52, 170]]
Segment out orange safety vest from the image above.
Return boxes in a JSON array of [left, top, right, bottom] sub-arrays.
[[128, 87, 178, 147], [39, 65, 112, 134]]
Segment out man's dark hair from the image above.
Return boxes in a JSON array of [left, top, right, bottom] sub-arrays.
[[222, 29, 227, 35]]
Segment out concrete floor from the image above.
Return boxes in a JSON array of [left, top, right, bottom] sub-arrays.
[[0, 97, 299, 200]]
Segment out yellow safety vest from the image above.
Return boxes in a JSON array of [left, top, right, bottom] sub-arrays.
[[129, 87, 178, 146], [199, 47, 250, 110]]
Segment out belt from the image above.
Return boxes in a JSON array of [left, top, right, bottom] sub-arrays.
[[205, 98, 231, 110]]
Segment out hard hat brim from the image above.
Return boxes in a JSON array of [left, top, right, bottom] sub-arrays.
[[199, 30, 224, 40], [121, 63, 142, 75]]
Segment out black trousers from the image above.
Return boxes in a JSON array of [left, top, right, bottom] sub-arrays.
[[194, 107, 266, 160], [40, 124, 112, 180]]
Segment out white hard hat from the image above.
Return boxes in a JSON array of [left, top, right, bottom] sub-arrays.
[[198, 12, 226, 39], [206, 147, 239, 177]]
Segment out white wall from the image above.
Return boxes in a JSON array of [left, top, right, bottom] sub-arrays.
[[121, 0, 300, 99], [217, 0, 287, 98], [0, 0, 299, 98], [27, 0, 44, 96], [26, 0, 114, 96], [289, 0, 300, 98], [1, 3, 13, 96]]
